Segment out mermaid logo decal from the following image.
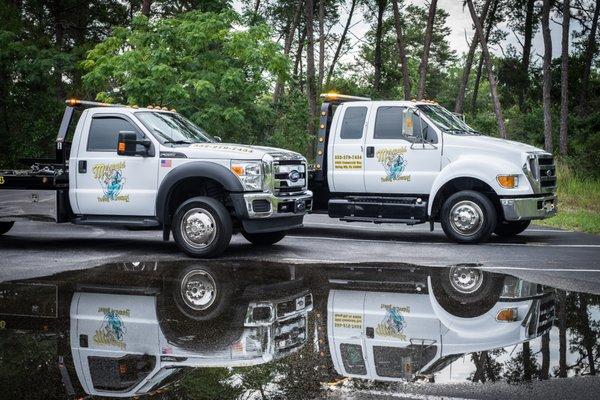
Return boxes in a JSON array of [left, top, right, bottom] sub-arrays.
[[376, 147, 411, 182], [376, 304, 410, 340], [92, 162, 129, 202], [93, 307, 129, 350]]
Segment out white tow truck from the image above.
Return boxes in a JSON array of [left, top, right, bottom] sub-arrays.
[[309, 94, 558, 243], [326, 266, 555, 381], [0, 262, 313, 397], [0, 99, 312, 257]]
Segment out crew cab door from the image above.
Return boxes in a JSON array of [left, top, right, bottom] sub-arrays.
[[72, 111, 158, 216], [70, 292, 160, 396], [363, 105, 441, 195], [329, 104, 371, 192]]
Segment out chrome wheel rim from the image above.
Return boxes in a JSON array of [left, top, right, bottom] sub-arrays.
[[180, 208, 217, 249], [180, 269, 217, 310], [449, 200, 484, 236], [449, 266, 483, 294]]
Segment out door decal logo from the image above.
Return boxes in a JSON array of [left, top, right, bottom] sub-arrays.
[[92, 162, 129, 202], [93, 307, 129, 350], [376, 147, 411, 182], [334, 154, 363, 170], [376, 304, 410, 340]]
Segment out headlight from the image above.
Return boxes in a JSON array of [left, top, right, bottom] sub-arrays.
[[497, 174, 519, 188], [230, 160, 263, 191]]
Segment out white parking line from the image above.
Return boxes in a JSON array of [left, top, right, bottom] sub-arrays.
[[287, 234, 600, 248], [304, 221, 573, 233]]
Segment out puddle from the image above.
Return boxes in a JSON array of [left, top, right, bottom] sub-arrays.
[[0, 261, 598, 399]]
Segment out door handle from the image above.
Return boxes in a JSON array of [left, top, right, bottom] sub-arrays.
[[366, 146, 375, 158], [366, 327, 374, 338], [78, 160, 87, 173]]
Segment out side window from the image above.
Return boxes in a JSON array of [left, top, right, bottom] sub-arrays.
[[374, 106, 404, 139], [340, 107, 367, 139], [87, 116, 143, 152]]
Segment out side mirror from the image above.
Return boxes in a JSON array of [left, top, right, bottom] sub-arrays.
[[117, 131, 153, 157], [214, 136, 222, 143]]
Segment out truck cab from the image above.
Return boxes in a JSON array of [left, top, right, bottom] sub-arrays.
[[326, 266, 555, 381], [310, 94, 557, 243], [0, 100, 313, 257]]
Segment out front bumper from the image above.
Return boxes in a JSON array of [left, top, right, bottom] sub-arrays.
[[236, 190, 313, 219], [500, 194, 557, 221]]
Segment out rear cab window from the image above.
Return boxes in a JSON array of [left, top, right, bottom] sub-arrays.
[[340, 107, 368, 139], [340, 343, 367, 375]]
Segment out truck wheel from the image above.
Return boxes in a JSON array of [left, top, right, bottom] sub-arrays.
[[440, 190, 497, 244], [0, 222, 14, 236], [172, 265, 232, 321], [172, 197, 232, 258], [241, 231, 287, 246], [494, 220, 531, 237], [431, 266, 504, 318]]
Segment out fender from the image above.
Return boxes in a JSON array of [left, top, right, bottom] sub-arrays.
[[155, 161, 244, 224], [428, 155, 533, 216]]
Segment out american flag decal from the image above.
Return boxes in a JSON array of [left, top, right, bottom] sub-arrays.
[[161, 159, 172, 168]]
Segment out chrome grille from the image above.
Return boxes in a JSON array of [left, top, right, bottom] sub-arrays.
[[537, 155, 556, 191], [273, 160, 307, 195], [537, 297, 556, 335]]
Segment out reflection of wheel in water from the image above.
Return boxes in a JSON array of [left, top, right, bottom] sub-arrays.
[[0, 221, 15, 236], [170, 265, 233, 321], [431, 266, 504, 318], [121, 261, 158, 271]]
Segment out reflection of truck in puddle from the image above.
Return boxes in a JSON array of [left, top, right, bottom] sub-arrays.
[[327, 266, 555, 382], [0, 262, 312, 397]]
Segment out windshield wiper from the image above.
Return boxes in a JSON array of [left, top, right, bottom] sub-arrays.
[[164, 140, 193, 145], [444, 128, 480, 135]]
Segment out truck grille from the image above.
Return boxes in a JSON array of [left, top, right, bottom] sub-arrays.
[[537, 297, 555, 335], [273, 315, 308, 356], [537, 155, 556, 191], [273, 160, 307, 195]]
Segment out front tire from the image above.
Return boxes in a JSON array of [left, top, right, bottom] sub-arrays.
[[0, 222, 14, 236], [241, 231, 287, 246], [172, 197, 232, 258], [440, 190, 497, 244], [494, 220, 531, 237]]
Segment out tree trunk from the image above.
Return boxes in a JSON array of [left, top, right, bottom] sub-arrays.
[[455, 0, 492, 113], [540, 332, 550, 380], [559, 0, 570, 155], [558, 290, 568, 378], [471, 0, 498, 115], [294, 26, 307, 80], [141, 0, 151, 16], [541, 0, 553, 152], [318, 0, 325, 89], [274, 1, 304, 103], [373, 0, 387, 92], [466, 0, 507, 138], [417, 0, 438, 99], [519, 0, 535, 112], [578, 0, 600, 114], [577, 295, 596, 375], [391, 0, 411, 100], [326, 0, 357, 85], [305, 0, 317, 157], [523, 341, 532, 381]]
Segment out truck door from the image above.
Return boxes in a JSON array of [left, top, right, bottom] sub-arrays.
[[73, 111, 158, 216], [362, 291, 440, 381], [363, 105, 441, 195], [329, 104, 370, 192], [70, 292, 161, 396]]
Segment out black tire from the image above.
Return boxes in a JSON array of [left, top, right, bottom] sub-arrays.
[[431, 266, 505, 318], [494, 220, 531, 237], [172, 197, 232, 258], [171, 265, 233, 321], [0, 222, 14, 236], [440, 190, 497, 244], [241, 230, 287, 246]]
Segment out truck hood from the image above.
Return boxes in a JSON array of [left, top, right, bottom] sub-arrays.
[[174, 143, 304, 161], [444, 134, 547, 164]]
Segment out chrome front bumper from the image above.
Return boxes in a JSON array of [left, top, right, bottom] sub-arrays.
[[501, 194, 557, 221], [242, 190, 313, 219]]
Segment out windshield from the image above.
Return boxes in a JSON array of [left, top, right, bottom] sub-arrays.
[[136, 112, 215, 145], [416, 104, 480, 135]]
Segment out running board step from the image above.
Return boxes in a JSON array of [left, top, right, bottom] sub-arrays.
[[340, 216, 422, 225], [74, 215, 160, 227], [329, 197, 428, 223]]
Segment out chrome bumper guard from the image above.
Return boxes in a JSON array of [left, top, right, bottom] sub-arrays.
[[501, 195, 557, 221], [243, 190, 313, 219]]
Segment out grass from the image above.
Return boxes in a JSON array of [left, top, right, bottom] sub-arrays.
[[535, 163, 600, 234]]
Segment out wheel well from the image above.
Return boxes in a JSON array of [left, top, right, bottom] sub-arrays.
[[166, 177, 230, 223], [431, 177, 501, 220]]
